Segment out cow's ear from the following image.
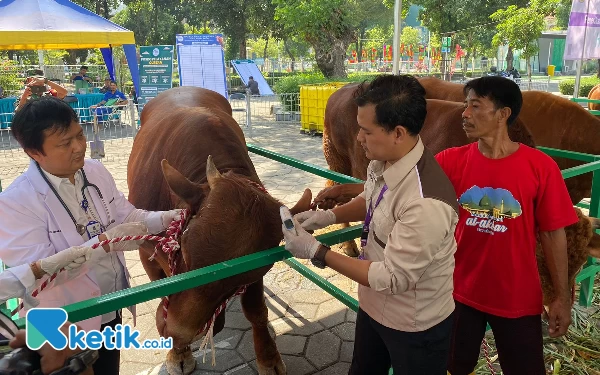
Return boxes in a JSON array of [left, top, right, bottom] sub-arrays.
[[161, 159, 206, 208]]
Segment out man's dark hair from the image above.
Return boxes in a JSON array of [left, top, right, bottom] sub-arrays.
[[110, 80, 117, 85], [354, 74, 427, 135], [11, 97, 78, 154], [464, 76, 522, 125], [80, 65, 88, 70]]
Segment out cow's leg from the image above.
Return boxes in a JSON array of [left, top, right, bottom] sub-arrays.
[[241, 279, 286, 375]]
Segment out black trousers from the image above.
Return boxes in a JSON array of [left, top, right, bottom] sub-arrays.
[[92, 313, 122, 375], [447, 300, 545, 375], [349, 308, 453, 375]]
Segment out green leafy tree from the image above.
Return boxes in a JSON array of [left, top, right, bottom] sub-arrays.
[[273, 0, 355, 78], [400, 26, 421, 49], [413, 0, 529, 71], [274, 0, 391, 78], [490, 4, 545, 80]]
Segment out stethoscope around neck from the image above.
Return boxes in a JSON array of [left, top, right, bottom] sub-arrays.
[[36, 162, 114, 235]]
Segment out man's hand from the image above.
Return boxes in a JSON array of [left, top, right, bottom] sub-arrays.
[[9, 323, 93, 375], [104, 222, 148, 252], [160, 209, 183, 232], [38, 246, 93, 275], [546, 297, 572, 338], [313, 184, 361, 210], [282, 218, 321, 259], [90, 104, 98, 109], [294, 210, 336, 231]]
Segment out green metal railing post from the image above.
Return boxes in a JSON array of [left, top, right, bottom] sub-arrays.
[[579, 169, 600, 307]]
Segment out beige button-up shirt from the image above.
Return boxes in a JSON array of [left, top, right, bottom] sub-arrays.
[[357, 137, 459, 332]]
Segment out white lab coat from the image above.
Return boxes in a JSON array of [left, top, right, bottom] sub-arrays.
[[0, 159, 138, 331]]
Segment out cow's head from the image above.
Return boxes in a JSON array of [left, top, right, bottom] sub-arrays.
[[537, 207, 600, 305], [156, 156, 311, 348]]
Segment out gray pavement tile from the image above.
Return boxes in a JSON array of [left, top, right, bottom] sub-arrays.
[[339, 341, 354, 363], [314, 300, 347, 329], [224, 312, 253, 330], [312, 362, 351, 375], [286, 302, 320, 320], [274, 334, 307, 355], [305, 330, 342, 369], [331, 322, 355, 342], [278, 355, 316, 375]]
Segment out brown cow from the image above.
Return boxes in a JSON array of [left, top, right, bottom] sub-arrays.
[[128, 86, 309, 375], [323, 82, 535, 256], [587, 83, 600, 111], [417, 77, 600, 205], [322, 81, 600, 305]]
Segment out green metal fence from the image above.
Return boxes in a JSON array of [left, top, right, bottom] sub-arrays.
[[571, 97, 600, 116], [6, 143, 600, 332]]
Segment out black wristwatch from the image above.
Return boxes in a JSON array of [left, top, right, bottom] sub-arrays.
[[311, 244, 330, 269]]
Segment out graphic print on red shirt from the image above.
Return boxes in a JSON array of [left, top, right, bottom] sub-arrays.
[[459, 186, 522, 235], [435, 143, 578, 318]]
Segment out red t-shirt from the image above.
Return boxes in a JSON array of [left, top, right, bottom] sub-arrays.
[[435, 143, 578, 318]]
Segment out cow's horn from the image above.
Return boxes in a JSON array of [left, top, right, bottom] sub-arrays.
[[206, 155, 221, 189]]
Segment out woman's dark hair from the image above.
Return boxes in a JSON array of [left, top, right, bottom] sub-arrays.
[[11, 97, 78, 155], [464, 76, 522, 125], [354, 74, 427, 135]]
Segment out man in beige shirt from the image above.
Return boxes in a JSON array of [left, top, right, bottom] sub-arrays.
[[283, 74, 459, 375]]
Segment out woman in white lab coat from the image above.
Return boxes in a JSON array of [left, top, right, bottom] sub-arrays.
[[0, 97, 180, 375]]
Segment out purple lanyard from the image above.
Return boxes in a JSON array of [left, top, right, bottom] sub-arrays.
[[360, 184, 388, 255]]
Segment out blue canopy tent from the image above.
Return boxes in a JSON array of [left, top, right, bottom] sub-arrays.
[[0, 0, 140, 95]]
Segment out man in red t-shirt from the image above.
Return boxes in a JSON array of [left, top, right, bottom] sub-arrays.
[[436, 76, 577, 375], [310, 76, 577, 374]]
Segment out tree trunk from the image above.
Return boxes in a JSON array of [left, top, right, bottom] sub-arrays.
[[283, 39, 295, 72], [65, 50, 78, 65], [506, 46, 514, 71], [597, 59, 600, 78], [463, 51, 470, 74], [102, 0, 109, 18], [527, 56, 532, 90], [95, 0, 101, 16], [238, 13, 247, 59], [263, 37, 269, 60], [313, 39, 348, 78]]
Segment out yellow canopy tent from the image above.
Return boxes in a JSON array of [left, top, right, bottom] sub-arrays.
[[0, 0, 139, 92]]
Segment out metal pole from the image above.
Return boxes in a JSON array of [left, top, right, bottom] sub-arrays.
[[392, 0, 403, 75], [245, 89, 252, 130], [37, 50, 45, 75], [427, 30, 431, 74], [574, 0, 591, 98]]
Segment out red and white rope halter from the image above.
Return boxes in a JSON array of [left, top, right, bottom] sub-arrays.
[[11, 211, 188, 316]]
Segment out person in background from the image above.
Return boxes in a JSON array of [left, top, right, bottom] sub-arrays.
[[246, 76, 260, 95], [90, 80, 128, 123], [15, 75, 67, 112], [71, 66, 93, 84], [99, 78, 111, 94]]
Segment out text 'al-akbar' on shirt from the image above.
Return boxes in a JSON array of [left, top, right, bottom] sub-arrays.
[[357, 137, 459, 332]]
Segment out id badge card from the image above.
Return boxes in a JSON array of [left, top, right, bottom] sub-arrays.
[[85, 220, 103, 238]]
